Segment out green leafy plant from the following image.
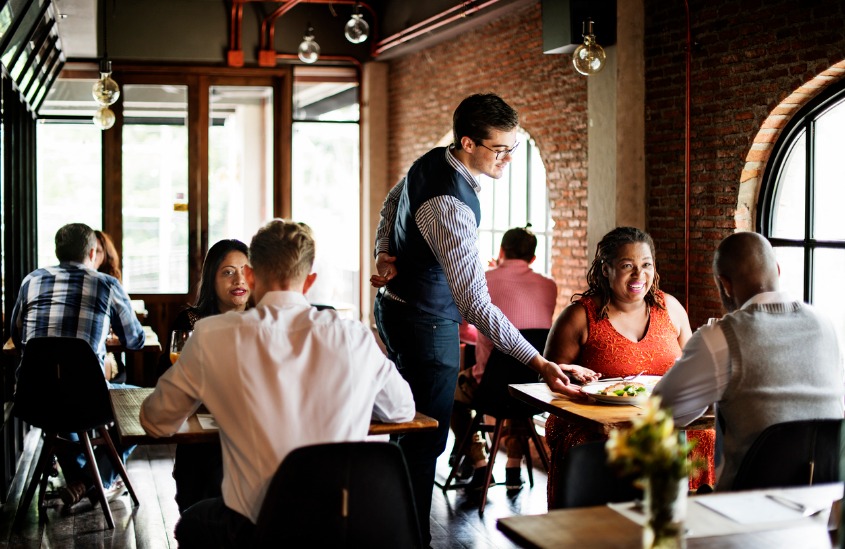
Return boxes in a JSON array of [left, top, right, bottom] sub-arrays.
[[606, 395, 700, 481]]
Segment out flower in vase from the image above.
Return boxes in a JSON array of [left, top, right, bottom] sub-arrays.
[[606, 395, 699, 482]]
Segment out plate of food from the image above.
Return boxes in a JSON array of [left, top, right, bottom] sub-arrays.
[[581, 375, 662, 405]]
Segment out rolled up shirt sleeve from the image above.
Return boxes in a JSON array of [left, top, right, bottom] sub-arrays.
[[654, 324, 731, 426], [110, 282, 146, 351], [415, 196, 537, 365], [374, 179, 404, 258], [140, 336, 203, 437]]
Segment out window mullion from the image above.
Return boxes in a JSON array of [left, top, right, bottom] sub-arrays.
[[804, 120, 815, 302]]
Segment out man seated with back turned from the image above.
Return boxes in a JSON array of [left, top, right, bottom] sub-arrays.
[[654, 231, 844, 490], [452, 225, 557, 491], [11, 222, 146, 506], [140, 219, 415, 548]]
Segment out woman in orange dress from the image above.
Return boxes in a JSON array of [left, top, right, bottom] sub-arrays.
[[544, 226, 715, 508]]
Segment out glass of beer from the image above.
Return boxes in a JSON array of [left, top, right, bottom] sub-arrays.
[[170, 330, 192, 364]]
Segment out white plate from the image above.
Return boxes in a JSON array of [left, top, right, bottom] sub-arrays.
[[581, 375, 662, 406]]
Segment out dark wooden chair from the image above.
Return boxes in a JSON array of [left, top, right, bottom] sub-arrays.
[[253, 441, 422, 548], [557, 440, 642, 508], [442, 328, 551, 515], [13, 337, 139, 529], [731, 418, 843, 491]]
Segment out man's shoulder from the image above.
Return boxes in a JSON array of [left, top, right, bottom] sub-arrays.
[[22, 265, 60, 281], [486, 264, 556, 286]]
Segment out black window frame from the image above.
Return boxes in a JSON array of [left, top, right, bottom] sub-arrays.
[[757, 79, 845, 303]]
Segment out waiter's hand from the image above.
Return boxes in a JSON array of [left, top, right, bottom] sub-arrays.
[[529, 355, 589, 398], [370, 252, 398, 288], [565, 364, 600, 385]]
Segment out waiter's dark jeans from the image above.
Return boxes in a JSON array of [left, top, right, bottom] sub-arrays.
[[374, 292, 460, 545]]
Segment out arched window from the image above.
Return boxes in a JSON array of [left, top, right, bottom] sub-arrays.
[[758, 79, 845, 348], [477, 130, 552, 274]]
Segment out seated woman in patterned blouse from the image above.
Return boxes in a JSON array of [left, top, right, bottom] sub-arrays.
[[544, 226, 714, 508]]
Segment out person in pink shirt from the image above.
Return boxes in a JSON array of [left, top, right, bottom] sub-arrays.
[[452, 225, 557, 491]]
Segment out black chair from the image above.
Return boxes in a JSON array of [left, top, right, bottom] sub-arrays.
[[13, 337, 139, 529], [442, 328, 551, 515], [252, 441, 422, 548], [730, 418, 843, 491], [557, 440, 642, 508]]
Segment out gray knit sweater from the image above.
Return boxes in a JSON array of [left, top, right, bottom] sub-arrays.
[[717, 300, 844, 489]]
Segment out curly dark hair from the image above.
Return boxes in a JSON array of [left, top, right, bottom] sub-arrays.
[[194, 239, 250, 317], [574, 226, 664, 318]]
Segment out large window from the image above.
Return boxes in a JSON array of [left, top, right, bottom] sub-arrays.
[[759, 80, 845, 349], [291, 68, 360, 317], [121, 84, 189, 293], [35, 122, 103, 267], [477, 130, 552, 275], [208, 86, 274, 245]]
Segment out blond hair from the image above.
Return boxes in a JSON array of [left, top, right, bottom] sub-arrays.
[[249, 219, 315, 286]]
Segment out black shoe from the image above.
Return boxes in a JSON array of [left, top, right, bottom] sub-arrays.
[[505, 467, 524, 491], [467, 466, 494, 491]]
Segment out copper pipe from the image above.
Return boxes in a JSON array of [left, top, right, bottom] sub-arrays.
[[261, 0, 378, 55], [229, 1, 239, 51], [684, 0, 691, 311], [275, 52, 361, 70], [263, 0, 306, 51], [374, 0, 476, 51], [373, 0, 501, 57]]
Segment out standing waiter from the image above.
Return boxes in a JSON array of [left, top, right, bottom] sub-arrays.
[[371, 93, 597, 543]]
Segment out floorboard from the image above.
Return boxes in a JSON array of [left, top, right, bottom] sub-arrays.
[[0, 428, 549, 548]]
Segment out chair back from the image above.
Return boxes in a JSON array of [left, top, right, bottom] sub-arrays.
[[253, 441, 422, 549], [558, 440, 642, 508], [473, 328, 548, 418], [731, 418, 843, 491], [14, 337, 114, 433]]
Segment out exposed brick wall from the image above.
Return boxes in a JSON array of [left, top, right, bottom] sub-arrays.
[[385, 0, 845, 329], [644, 0, 845, 328], [386, 2, 589, 311]]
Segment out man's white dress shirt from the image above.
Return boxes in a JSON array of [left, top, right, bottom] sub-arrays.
[[141, 291, 415, 523]]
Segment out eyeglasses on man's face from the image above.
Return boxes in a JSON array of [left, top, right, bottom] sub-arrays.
[[475, 140, 520, 160]]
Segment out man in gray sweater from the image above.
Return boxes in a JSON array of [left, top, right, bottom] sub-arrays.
[[654, 231, 844, 490]]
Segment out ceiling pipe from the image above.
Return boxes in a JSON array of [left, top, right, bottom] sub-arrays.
[[373, 0, 502, 58], [228, 1, 244, 66], [275, 52, 361, 70], [228, 0, 270, 67], [261, 0, 306, 54], [228, 0, 378, 67], [259, 0, 379, 67]]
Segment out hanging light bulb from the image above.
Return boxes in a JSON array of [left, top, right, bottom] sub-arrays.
[[344, 3, 369, 44], [93, 106, 116, 130], [572, 19, 606, 76], [92, 59, 120, 106], [298, 25, 320, 64]]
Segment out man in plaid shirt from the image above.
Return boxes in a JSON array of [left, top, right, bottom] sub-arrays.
[[11, 222, 145, 506]]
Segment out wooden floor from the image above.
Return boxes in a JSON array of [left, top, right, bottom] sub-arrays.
[[0, 428, 549, 548]]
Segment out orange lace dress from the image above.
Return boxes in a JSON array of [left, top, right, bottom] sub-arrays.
[[545, 293, 716, 508]]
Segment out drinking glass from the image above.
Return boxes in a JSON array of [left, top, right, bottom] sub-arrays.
[[170, 330, 192, 364]]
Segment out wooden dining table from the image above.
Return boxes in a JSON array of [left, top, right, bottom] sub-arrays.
[[109, 388, 439, 445], [497, 483, 842, 548], [508, 382, 715, 433]]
